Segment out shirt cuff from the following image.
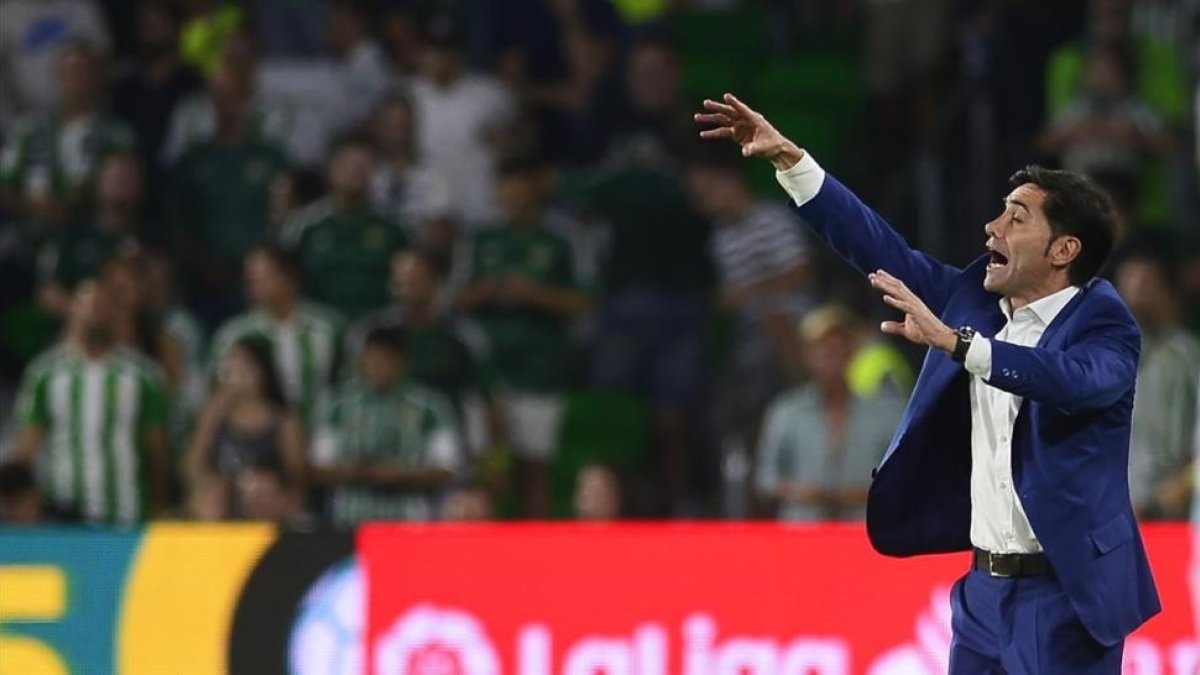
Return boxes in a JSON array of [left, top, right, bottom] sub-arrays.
[[774, 152, 826, 206], [964, 336, 992, 379]]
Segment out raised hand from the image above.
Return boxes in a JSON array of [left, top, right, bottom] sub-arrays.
[[869, 270, 956, 353], [694, 93, 804, 170]]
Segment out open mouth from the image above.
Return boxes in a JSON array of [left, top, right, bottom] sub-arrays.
[[988, 250, 1009, 269]]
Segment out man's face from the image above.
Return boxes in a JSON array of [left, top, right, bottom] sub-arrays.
[[418, 45, 462, 83], [375, 101, 414, 152], [1116, 258, 1173, 328], [497, 173, 541, 223], [626, 44, 680, 114], [804, 329, 855, 388], [574, 466, 620, 521], [59, 47, 99, 109], [983, 184, 1062, 298], [361, 345, 402, 391], [390, 252, 436, 307], [244, 253, 292, 307], [71, 281, 113, 333], [684, 166, 737, 218], [328, 146, 375, 202], [97, 155, 144, 214]]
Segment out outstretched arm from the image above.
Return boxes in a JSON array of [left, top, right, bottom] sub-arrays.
[[696, 94, 960, 314]]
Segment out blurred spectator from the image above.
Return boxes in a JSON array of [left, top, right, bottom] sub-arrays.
[[142, 247, 207, 450], [311, 326, 462, 526], [755, 306, 904, 522], [574, 462, 621, 521], [168, 61, 289, 324], [1046, 0, 1189, 127], [185, 336, 305, 520], [368, 95, 454, 246], [35, 152, 143, 318], [178, 0, 244, 77], [442, 481, 495, 521], [1036, 43, 1174, 217], [573, 165, 711, 514], [164, 32, 324, 166], [100, 250, 188, 397], [411, 14, 518, 226], [607, 34, 693, 164], [0, 461, 42, 524], [491, 0, 623, 163], [863, 0, 952, 167], [9, 280, 169, 524], [685, 149, 812, 461], [327, 0, 392, 134], [379, 7, 421, 78], [1116, 246, 1200, 520], [235, 462, 313, 526], [0, 0, 112, 129], [454, 159, 592, 516], [253, 0, 328, 59], [347, 248, 498, 447], [112, 1, 206, 173], [210, 245, 342, 424], [283, 137, 410, 319], [0, 42, 135, 234]]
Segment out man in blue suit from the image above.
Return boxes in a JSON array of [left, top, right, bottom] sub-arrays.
[[697, 93, 1160, 672]]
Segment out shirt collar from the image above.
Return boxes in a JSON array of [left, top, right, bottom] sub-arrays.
[[999, 285, 1081, 325]]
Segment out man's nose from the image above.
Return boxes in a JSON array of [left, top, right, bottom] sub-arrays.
[[984, 218, 1001, 238]]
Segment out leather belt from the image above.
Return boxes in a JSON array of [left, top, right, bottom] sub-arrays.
[[972, 548, 1050, 577]]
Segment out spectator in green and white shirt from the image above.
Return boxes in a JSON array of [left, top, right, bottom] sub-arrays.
[[9, 280, 170, 524], [1116, 245, 1200, 520], [210, 245, 342, 425], [311, 326, 462, 526], [0, 43, 136, 235]]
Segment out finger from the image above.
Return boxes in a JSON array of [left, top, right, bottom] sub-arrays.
[[700, 127, 734, 140], [703, 99, 737, 115], [693, 112, 731, 125], [724, 93, 757, 119], [880, 321, 907, 336], [882, 294, 915, 313]]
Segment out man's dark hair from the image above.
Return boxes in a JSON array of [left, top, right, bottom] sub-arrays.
[[1009, 166, 1117, 286], [364, 326, 408, 354], [248, 243, 301, 284]]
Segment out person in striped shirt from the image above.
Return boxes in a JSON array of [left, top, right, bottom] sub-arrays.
[[209, 244, 342, 424], [9, 280, 169, 524], [311, 326, 462, 526]]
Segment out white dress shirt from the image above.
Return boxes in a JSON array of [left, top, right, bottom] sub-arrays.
[[774, 153, 1082, 554], [964, 286, 1079, 553]]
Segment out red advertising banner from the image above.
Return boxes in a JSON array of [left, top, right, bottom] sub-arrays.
[[360, 523, 1198, 675]]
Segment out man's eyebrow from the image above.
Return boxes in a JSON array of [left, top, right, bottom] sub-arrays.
[[1004, 198, 1031, 214]]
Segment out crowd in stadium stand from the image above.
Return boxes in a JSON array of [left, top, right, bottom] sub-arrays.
[[0, 0, 1196, 526]]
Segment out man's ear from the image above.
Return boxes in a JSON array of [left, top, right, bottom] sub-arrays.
[[1048, 235, 1082, 270]]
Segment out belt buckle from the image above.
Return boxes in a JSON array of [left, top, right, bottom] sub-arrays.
[[988, 553, 1013, 578]]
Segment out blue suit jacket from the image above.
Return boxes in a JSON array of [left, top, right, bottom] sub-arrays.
[[791, 173, 1161, 646]]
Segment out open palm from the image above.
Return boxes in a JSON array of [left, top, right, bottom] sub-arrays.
[[695, 93, 792, 160]]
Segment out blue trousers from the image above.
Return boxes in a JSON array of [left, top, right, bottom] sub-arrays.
[[948, 569, 1124, 674]]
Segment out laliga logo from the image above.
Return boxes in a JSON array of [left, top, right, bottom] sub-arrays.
[[375, 604, 501, 675], [376, 604, 850, 675]]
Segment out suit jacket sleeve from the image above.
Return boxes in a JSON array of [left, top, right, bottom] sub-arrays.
[[779, 156, 962, 315], [985, 310, 1140, 414]]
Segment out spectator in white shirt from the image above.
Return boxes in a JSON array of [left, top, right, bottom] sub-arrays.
[[410, 15, 517, 228], [0, 0, 111, 131]]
